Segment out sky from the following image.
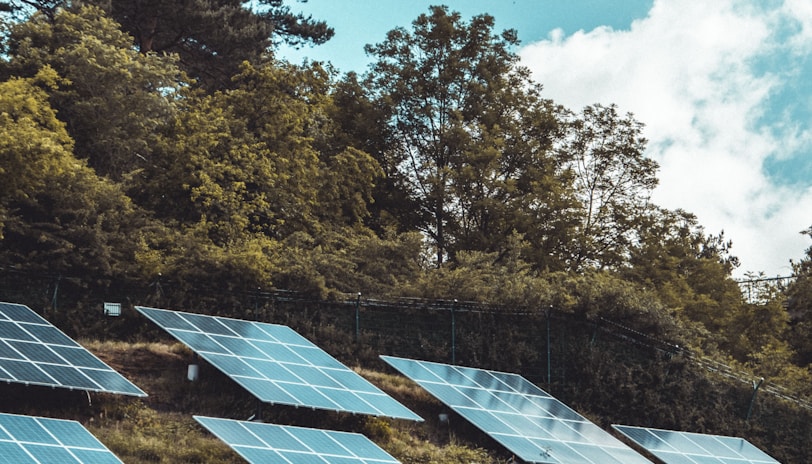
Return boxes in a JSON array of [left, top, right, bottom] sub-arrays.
[[277, 0, 812, 278]]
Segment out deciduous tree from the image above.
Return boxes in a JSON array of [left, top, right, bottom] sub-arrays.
[[364, 6, 573, 268], [2, 5, 185, 179], [557, 104, 658, 270], [0, 68, 149, 281]]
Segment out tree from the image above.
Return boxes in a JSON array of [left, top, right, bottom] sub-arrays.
[[136, 60, 383, 240], [2, 1, 334, 90], [2, 5, 185, 180], [786, 226, 812, 365], [0, 68, 73, 240], [133, 64, 312, 243], [91, 0, 333, 90], [623, 207, 746, 355], [0, 1, 61, 20], [329, 72, 421, 234], [364, 6, 572, 268], [0, 68, 150, 282], [557, 104, 658, 270], [127, 59, 412, 295], [401, 232, 557, 308]]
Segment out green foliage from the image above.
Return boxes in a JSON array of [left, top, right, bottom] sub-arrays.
[[2, 5, 186, 179], [400, 233, 556, 308], [785, 227, 812, 365], [558, 104, 658, 270], [96, 0, 333, 90], [727, 301, 791, 364], [365, 6, 573, 268], [0, 67, 71, 212], [549, 270, 683, 342], [330, 72, 425, 235], [622, 208, 751, 355], [2, 0, 334, 91], [142, 61, 328, 241], [362, 416, 393, 442], [0, 7, 810, 461], [136, 224, 282, 298], [0, 69, 150, 282], [315, 146, 382, 226], [271, 227, 425, 298]]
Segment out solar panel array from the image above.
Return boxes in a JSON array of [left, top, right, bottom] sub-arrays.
[[0, 302, 146, 397], [195, 416, 400, 464], [136, 306, 422, 421], [0, 412, 124, 464], [612, 425, 780, 464], [381, 355, 652, 464]]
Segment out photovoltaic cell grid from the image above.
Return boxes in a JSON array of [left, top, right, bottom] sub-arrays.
[[0, 412, 123, 464], [612, 425, 781, 464], [0, 302, 146, 397], [136, 306, 422, 421], [381, 355, 652, 464], [194, 415, 400, 464]]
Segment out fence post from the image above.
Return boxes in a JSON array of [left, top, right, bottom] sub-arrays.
[[50, 274, 61, 315], [354, 292, 361, 342], [253, 289, 260, 321], [746, 377, 765, 420], [451, 299, 457, 364], [547, 306, 552, 387]]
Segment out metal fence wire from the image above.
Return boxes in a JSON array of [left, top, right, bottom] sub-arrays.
[[1, 267, 810, 412]]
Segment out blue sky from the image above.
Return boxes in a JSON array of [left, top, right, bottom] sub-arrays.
[[278, 0, 812, 278], [278, 0, 655, 72]]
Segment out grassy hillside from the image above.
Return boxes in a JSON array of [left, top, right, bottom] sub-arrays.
[[1, 332, 806, 463], [0, 340, 498, 463], [0, 295, 808, 463]]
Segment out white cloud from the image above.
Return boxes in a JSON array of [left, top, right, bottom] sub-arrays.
[[519, 0, 812, 277]]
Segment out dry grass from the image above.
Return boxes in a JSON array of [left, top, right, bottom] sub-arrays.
[[356, 367, 437, 403], [69, 340, 501, 463], [86, 403, 240, 463]]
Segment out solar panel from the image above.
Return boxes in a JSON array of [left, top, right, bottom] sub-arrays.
[[0, 302, 146, 397], [612, 425, 781, 464], [194, 415, 400, 464], [136, 306, 422, 421], [380, 355, 652, 464], [0, 412, 124, 463]]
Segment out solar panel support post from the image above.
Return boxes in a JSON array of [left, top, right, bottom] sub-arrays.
[[188, 351, 202, 382], [746, 377, 764, 420], [255, 398, 263, 422]]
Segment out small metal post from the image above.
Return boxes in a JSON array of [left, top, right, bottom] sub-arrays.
[[547, 306, 552, 387], [590, 319, 599, 346], [746, 377, 764, 420], [255, 398, 263, 422], [354, 292, 361, 342], [50, 274, 61, 314], [451, 299, 457, 364]]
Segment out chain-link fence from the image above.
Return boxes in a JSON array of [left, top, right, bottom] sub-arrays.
[[0, 266, 680, 385]]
